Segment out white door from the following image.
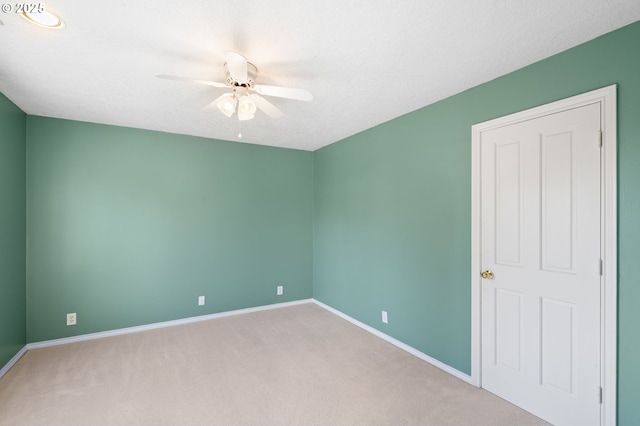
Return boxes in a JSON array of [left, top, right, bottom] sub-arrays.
[[480, 102, 602, 425]]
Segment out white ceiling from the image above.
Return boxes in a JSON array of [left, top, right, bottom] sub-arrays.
[[1, 1, 639, 151]]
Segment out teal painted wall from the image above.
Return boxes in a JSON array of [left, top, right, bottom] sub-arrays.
[[313, 21, 640, 424], [26, 117, 313, 342], [0, 94, 26, 367]]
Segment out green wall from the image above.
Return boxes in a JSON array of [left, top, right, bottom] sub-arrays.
[[0, 94, 26, 367], [26, 117, 313, 342], [313, 21, 640, 424]]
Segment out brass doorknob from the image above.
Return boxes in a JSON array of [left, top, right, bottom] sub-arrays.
[[481, 270, 494, 279]]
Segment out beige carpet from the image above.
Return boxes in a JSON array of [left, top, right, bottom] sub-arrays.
[[0, 303, 548, 425]]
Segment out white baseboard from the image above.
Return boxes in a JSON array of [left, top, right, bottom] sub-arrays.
[[0, 345, 27, 379], [313, 299, 473, 384], [7, 298, 471, 387], [27, 299, 314, 350]]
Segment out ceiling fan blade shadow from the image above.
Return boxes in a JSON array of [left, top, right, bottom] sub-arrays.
[[249, 94, 284, 119], [225, 51, 248, 83], [155, 74, 228, 88], [253, 84, 313, 102]]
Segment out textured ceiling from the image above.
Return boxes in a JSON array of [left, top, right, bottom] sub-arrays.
[[1, 1, 639, 151]]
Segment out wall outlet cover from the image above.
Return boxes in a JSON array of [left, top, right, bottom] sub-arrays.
[[198, 296, 205, 306], [381, 311, 388, 324], [67, 313, 77, 326], [277, 285, 283, 296]]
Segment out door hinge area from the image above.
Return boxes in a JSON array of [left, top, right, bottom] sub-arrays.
[[598, 131, 603, 148], [598, 386, 603, 404], [600, 259, 603, 276]]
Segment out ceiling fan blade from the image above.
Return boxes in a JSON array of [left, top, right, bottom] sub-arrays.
[[249, 94, 284, 119], [155, 74, 228, 88], [252, 84, 313, 102], [203, 93, 233, 112], [225, 51, 248, 83]]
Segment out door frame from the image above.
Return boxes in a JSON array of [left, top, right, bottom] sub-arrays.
[[470, 85, 617, 426]]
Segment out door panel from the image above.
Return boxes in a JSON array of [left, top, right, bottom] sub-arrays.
[[495, 141, 523, 266], [541, 131, 576, 273], [540, 298, 574, 395], [495, 289, 523, 372], [480, 103, 601, 426]]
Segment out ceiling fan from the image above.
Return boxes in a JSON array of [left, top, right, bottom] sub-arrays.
[[157, 51, 313, 121]]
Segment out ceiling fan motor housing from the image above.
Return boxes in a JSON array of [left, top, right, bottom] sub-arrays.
[[225, 62, 257, 87]]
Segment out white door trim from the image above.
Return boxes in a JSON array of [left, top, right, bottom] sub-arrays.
[[471, 85, 617, 426]]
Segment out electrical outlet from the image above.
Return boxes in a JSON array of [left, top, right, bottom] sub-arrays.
[[277, 285, 283, 296], [381, 311, 388, 324], [198, 296, 205, 306], [67, 313, 77, 326]]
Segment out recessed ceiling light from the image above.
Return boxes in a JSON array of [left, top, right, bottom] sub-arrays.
[[22, 9, 64, 29]]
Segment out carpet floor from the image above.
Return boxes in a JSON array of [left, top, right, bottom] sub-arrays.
[[0, 303, 548, 425]]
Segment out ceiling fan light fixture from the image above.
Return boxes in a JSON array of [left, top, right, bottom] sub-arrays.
[[217, 94, 237, 117], [237, 95, 256, 121], [158, 50, 311, 123], [22, 9, 64, 29]]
